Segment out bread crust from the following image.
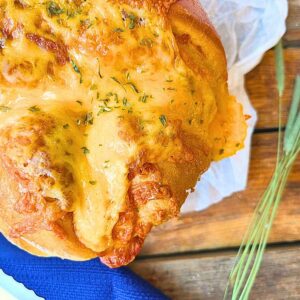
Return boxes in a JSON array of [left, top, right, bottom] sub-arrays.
[[0, 0, 245, 265]]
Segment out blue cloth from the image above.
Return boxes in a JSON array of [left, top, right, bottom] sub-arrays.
[[0, 234, 168, 300]]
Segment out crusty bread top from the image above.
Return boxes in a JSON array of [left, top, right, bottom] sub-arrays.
[[0, 0, 246, 267]]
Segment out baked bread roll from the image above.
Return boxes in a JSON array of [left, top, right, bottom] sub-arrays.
[[0, 0, 246, 267]]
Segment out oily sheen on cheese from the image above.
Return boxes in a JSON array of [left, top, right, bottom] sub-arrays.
[[0, 0, 247, 267]]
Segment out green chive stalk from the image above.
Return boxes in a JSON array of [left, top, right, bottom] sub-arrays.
[[224, 41, 300, 300]]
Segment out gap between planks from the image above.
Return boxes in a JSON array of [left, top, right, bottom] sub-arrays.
[[130, 243, 300, 300]]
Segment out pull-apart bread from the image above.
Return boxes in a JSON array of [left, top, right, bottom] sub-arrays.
[[0, 0, 246, 267]]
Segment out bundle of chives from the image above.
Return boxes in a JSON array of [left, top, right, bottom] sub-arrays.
[[224, 41, 300, 300]]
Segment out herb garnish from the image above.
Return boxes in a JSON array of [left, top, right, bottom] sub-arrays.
[[97, 58, 103, 78], [28, 105, 40, 112], [126, 82, 139, 93], [89, 180, 97, 185], [159, 115, 167, 127], [139, 94, 152, 103], [114, 28, 124, 32], [98, 106, 112, 115], [76, 100, 83, 105], [128, 13, 136, 29], [71, 60, 82, 83], [139, 94, 148, 103], [63, 124, 69, 129], [47, 1, 64, 16], [122, 97, 128, 106], [111, 77, 122, 85], [81, 147, 90, 155], [84, 112, 94, 125]]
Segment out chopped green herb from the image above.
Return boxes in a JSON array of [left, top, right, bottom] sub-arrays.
[[122, 97, 128, 106], [89, 180, 97, 185], [47, 1, 64, 16], [28, 105, 40, 112], [170, 99, 175, 104], [76, 119, 82, 125], [128, 13, 136, 30], [97, 58, 103, 79], [71, 60, 80, 73], [139, 94, 150, 103], [63, 123, 69, 129], [99, 144, 103, 147], [126, 82, 139, 93], [126, 72, 130, 81], [65, 151, 71, 156], [98, 106, 112, 115], [159, 115, 167, 127], [166, 79, 173, 83], [104, 160, 110, 163], [0, 105, 10, 112], [76, 100, 83, 105], [84, 112, 94, 125], [71, 60, 82, 83], [96, 92, 100, 99], [81, 147, 90, 155], [219, 149, 224, 155], [111, 77, 122, 85], [114, 28, 124, 32], [236, 143, 241, 147]]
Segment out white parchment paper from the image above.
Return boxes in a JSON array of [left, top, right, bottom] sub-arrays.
[[182, 0, 288, 212]]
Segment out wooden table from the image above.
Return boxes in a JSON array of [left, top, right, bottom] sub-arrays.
[[130, 1, 300, 299]]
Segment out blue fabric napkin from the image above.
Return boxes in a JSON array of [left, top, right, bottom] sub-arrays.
[[0, 234, 168, 300]]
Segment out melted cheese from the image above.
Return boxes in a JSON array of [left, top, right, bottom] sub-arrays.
[[0, 0, 246, 256]]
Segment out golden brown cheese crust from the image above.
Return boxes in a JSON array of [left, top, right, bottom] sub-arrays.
[[0, 0, 247, 267]]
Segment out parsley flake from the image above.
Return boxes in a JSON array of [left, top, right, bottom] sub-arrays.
[[126, 82, 139, 93], [28, 105, 40, 112], [159, 115, 167, 127], [81, 147, 90, 155], [47, 1, 64, 16]]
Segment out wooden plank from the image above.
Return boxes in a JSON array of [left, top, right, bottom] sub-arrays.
[[285, 0, 300, 45], [131, 245, 300, 300], [245, 48, 300, 130], [141, 132, 300, 256]]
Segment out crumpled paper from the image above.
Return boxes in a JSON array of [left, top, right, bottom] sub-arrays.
[[181, 0, 288, 212]]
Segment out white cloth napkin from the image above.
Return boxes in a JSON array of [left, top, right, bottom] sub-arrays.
[[182, 0, 288, 212]]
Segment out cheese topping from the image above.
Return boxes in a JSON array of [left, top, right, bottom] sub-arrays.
[[0, 0, 246, 266]]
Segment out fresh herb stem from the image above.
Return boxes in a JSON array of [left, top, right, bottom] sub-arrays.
[[224, 40, 300, 300]]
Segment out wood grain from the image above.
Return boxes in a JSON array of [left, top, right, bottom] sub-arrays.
[[245, 48, 300, 130], [141, 132, 300, 256], [285, 0, 300, 46], [131, 245, 300, 300]]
